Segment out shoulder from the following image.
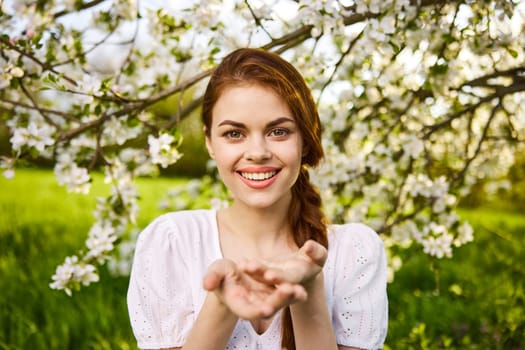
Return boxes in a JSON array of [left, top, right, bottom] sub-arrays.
[[326, 223, 389, 349], [143, 209, 214, 234], [135, 209, 215, 250], [326, 222, 386, 274], [328, 222, 384, 252]]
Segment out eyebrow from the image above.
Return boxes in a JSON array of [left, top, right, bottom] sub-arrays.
[[217, 117, 295, 129]]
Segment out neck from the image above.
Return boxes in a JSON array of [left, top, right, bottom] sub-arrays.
[[217, 197, 296, 259]]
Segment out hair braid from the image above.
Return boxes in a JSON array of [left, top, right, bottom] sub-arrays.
[[281, 167, 328, 350]]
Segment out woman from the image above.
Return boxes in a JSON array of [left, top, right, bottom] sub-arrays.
[[127, 48, 388, 350]]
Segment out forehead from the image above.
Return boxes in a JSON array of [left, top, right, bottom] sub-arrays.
[[211, 84, 293, 126]]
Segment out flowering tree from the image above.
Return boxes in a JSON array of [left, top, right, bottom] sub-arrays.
[[1, 0, 524, 294]]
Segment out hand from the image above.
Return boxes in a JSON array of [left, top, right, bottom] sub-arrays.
[[239, 240, 328, 291], [203, 259, 307, 320]]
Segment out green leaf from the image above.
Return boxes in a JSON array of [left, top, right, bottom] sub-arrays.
[[389, 40, 401, 54], [506, 47, 518, 58], [430, 62, 448, 75]]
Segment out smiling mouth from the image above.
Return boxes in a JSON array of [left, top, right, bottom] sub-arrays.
[[239, 170, 278, 181]]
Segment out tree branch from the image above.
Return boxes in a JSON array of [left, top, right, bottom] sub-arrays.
[[317, 29, 364, 104], [165, 96, 205, 130], [19, 82, 61, 130], [57, 68, 213, 141], [53, 0, 107, 19], [452, 101, 501, 185], [261, 25, 313, 51], [244, 0, 274, 40], [0, 36, 78, 86], [52, 19, 121, 69], [460, 66, 525, 89], [0, 97, 78, 122]]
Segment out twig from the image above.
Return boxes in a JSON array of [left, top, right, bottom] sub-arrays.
[[19, 81, 61, 129], [244, 0, 274, 40], [58, 68, 213, 141], [53, 0, 107, 19], [0, 36, 78, 86], [0, 97, 78, 122]]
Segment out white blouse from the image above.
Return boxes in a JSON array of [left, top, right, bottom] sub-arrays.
[[127, 209, 388, 350]]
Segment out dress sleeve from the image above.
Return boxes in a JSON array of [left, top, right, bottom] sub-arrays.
[[127, 215, 194, 349], [331, 223, 388, 349]]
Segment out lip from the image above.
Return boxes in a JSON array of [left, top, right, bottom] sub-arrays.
[[238, 166, 280, 173], [236, 166, 281, 189]]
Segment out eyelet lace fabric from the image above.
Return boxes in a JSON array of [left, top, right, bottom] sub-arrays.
[[127, 209, 388, 350]]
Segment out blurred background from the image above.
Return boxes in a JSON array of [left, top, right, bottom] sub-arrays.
[[1, 0, 524, 349]]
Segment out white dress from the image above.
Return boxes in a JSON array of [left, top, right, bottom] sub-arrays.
[[127, 209, 388, 350]]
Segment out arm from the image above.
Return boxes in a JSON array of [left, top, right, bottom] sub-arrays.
[[331, 224, 389, 350], [290, 272, 338, 350], [181, 292, 238, 349], [240, 239, 385, 350], [287, 241, 338, 349], [128, 215, 306, 350], [162, 294, 237, 350], [182, 258, 307, 349], [240, 240, 338, 349]]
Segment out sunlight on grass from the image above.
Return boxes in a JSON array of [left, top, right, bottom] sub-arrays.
[[1, 168, 523, 349]]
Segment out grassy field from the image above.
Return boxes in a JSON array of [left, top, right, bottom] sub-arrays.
[[0, 168, 523, 349]]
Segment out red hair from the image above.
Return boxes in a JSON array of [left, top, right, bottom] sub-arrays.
[[201, 48, 328, 350]]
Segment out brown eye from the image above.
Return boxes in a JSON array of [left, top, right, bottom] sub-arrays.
[[270, 128, 290, 137], [224, 130, 243, 139]]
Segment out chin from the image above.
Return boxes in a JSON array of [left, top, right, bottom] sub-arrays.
[[235, 192, 291, 211]]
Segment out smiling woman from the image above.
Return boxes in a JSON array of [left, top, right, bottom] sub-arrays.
[[127, 48, 388, 350], [206, 84, 303, 208]]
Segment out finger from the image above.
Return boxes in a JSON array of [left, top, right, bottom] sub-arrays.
[[238, 259, 266, 275], [291, 284, 308, 302], [301, 240, 328, 266], [240, 259, 288, 284], [262, 268, 287, 284], [203, 259, 235, 291], [259, 283, 298, 317], [203, 271, 224, 291], [224, 289, 280, 320], [239, 260, 275, 284], [277, 282, 307, 303]]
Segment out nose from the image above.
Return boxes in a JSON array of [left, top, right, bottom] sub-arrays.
[[245, 135, 271, 162]]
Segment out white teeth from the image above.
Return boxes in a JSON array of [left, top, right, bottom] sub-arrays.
[[240, 171, 277, 181]]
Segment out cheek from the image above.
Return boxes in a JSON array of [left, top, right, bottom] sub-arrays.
[[211, 146, 238, 169], [294, 139, 305, 163]]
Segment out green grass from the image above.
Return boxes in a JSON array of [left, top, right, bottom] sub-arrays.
[[0, 168, 524, 349], [386, 208, 525, 349], [0, 168, 182, 350]]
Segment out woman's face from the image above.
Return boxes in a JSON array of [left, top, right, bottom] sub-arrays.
[[205, 84, 303, 210]]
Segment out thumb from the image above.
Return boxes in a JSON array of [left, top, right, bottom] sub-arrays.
[[203, 259, 235, 291], [301, 240, 328, 267], [203, 270, 223, 291]]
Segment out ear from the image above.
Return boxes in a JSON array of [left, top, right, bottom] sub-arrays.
[[204, 131, 215, 159]]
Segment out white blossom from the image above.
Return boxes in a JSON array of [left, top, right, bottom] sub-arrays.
[[402, 134, 425, 159], [75, 264, 100, 286], [454, 221, 474, 247], [10, 117, 55, 154], [421, 233, 454, 258], [55, 159, 91, 194], [148, 133, 183, 168], [86, 223, 118, 259], [101, 116, 141, 146], [392, 220, 419, 247], [50, 256, 99, 295], [0, 0, 519, 294], [10, 66, 24, 78]]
